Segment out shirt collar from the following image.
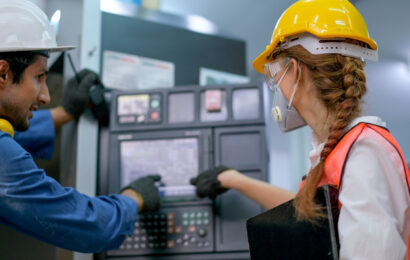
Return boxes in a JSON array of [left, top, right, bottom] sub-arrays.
[[309, 116, 386, 168]]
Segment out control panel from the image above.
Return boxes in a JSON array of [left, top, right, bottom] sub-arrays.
[[108, 204, 213, 256], [117, 94, 162, 125], [99, 84, 267, 259]]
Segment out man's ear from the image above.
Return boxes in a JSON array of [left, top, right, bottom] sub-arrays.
[[0, 60, 10, 87]]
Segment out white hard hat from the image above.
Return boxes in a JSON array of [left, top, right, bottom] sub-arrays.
[[0, 0, 75, 53]]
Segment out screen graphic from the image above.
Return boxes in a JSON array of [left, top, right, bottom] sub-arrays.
[[120, 138, 198, 194]]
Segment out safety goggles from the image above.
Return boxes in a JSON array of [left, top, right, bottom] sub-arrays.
[[264, 58, 291, 92]]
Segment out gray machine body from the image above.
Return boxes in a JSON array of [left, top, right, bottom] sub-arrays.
[[97, 83, 268, 259], [96, 9, 267, 259]]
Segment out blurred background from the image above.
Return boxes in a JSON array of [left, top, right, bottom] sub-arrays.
[[0, 0, 409, 259]]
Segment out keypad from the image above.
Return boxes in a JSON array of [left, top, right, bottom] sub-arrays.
[[181, 211, 209, 226], [118, 209, 212, 253]]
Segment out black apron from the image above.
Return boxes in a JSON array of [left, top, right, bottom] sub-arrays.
[[246, 186, 340, 260]]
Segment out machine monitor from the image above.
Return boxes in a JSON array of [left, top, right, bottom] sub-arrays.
[[117, 94, 162, 124], [120, 137, 198, 197], [101, 84, 266, 259]]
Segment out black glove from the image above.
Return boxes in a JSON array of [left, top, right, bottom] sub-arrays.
[[190, 166, 231, 199], [61, 69, 99, 119], [123, 175, 161, 213]]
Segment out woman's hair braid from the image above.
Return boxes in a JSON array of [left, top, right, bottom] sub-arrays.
[[275, 46, 367, 222]]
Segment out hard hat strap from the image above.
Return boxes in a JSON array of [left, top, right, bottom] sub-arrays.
[[29, 50, 50, 58]]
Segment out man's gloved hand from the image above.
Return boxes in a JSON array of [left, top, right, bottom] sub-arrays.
[[61, 69, 99, 119], [190, 166, 231, 199], [122, 175, 161, 213]]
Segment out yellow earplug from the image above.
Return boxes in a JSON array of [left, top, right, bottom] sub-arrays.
[[0, 119, 15, 138]]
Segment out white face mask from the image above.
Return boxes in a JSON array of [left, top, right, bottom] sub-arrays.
[[264, 59, 307, 132]]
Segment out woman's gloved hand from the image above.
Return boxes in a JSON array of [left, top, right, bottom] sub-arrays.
[[61, 69, 100, 119], [121, 175, 162, 213], [190, 166, 231, 199]]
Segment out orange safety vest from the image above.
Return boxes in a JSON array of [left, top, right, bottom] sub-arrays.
[[303, 122, 410, 258]]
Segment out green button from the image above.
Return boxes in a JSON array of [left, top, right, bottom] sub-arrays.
[[151, 100, 160, 108]]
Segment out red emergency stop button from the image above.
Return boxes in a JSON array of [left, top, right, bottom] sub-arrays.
[[151, 111, 160, 121]]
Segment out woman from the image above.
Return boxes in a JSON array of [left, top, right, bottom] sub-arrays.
[[190, 0, 410, 259]]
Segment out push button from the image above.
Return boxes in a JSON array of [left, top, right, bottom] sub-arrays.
[[205, 90, 222, 112], [151, 111, 160, 121], [188, 226, 196, 233], [175, 226, 182, 233], [197, 228, 207, 238], [151, 99, 160, 109], [167, 240, 175, 248]]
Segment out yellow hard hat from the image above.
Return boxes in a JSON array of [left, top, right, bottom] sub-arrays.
[[253, 0, 378, 74]]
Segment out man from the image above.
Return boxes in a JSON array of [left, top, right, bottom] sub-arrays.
[[0, 0, 160, 253], [14, 69, 99, 159]]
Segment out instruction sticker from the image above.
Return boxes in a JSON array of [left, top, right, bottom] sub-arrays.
[[102, 50, 174, 90]]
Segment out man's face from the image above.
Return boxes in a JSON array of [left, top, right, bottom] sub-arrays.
[[0, 55, 50, 131]]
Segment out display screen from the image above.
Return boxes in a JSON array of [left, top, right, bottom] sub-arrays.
[[232, 88, 259, 120], [169, 92, 195, 123], [120, 138, 198, 191], [117, 94, 149, 116]]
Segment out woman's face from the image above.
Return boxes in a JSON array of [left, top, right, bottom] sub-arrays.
[[264, 58, 309, 132], [265, 56, 333, 135], [264, 58, 288, 89], [265, 58, 306, 107], [265, 58, 302, 100]]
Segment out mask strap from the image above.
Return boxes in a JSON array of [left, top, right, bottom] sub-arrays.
[[276, 62, 291, 89], [287, 63, 301, 109]]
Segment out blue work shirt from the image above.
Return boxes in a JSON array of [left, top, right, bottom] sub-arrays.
[[14, 110, 55, 159], [0, 129, 138, 252]]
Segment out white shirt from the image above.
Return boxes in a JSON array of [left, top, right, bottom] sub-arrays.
[[309, 116, 410, 260]]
